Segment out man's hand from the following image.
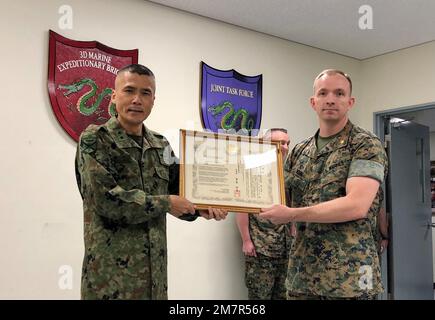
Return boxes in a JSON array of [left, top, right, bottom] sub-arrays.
[[242, 240, 257, 257], [197, 207, 228, 221], [169, 195, 196, 218], [379, 238, 389, 254], [259, 204, 294, 225]]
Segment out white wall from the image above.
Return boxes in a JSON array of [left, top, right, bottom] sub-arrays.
[[0, 0, 361, 299], [357, 42, 435, 129]]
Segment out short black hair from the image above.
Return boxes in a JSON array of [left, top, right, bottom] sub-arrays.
[[117, 64, 154, 77]]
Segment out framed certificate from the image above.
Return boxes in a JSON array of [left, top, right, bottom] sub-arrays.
[[179, 130, 286, 213]]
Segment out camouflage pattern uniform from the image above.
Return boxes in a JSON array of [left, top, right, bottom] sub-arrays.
[[245, 214, 292, 299], [284, 121, 388, 298], [75, 117, 193, 300]]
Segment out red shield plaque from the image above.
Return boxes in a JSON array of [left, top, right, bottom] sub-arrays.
[[48, 30, 138, 141]]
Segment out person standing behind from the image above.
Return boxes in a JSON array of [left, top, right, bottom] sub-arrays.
[[236, 128, 292, 300], [260, 69, 388, 300], [377, 207, 389, 254], [75, 64, 227, 300]]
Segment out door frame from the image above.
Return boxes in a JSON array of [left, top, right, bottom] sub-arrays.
[[374, 101, 435, 300], [373, 102, 435, 139]]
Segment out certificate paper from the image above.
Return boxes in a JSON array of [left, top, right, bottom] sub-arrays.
[[179, 130, 285, 213]]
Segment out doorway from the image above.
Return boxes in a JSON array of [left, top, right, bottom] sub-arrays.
[[374, 103, 435, 300]]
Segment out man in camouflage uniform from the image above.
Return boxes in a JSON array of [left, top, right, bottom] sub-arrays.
[[236, 128, 293, 300], [75, 64, 227, 300], [260, 69, 388, 299]]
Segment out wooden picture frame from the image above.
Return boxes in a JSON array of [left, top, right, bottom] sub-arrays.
[[179, 129, 285, 213]]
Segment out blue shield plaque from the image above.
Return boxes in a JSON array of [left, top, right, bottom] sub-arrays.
[[200, 62, 262, 134]]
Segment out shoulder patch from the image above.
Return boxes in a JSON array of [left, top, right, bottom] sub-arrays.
[[79, 129, 98, 154]]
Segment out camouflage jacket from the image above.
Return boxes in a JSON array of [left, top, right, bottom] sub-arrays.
[[284, 121, 388, 297], [75, 117, 183, 300]]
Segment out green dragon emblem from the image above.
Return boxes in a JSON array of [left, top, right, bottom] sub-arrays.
[[58, 78, 116, 118], [208, 101, 254, 132]]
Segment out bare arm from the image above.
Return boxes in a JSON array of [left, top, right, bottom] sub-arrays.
[[378, 207, 389, 238], [236, 213, 257, 256], [260, 176, 380, 224], [378, 207, 389, 253]]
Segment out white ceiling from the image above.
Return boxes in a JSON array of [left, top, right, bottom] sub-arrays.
[[148, 0, 435, 60]]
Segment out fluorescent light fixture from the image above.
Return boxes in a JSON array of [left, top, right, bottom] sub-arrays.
[[390, 117, 411, 125], [390, 117, 406, 123]]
